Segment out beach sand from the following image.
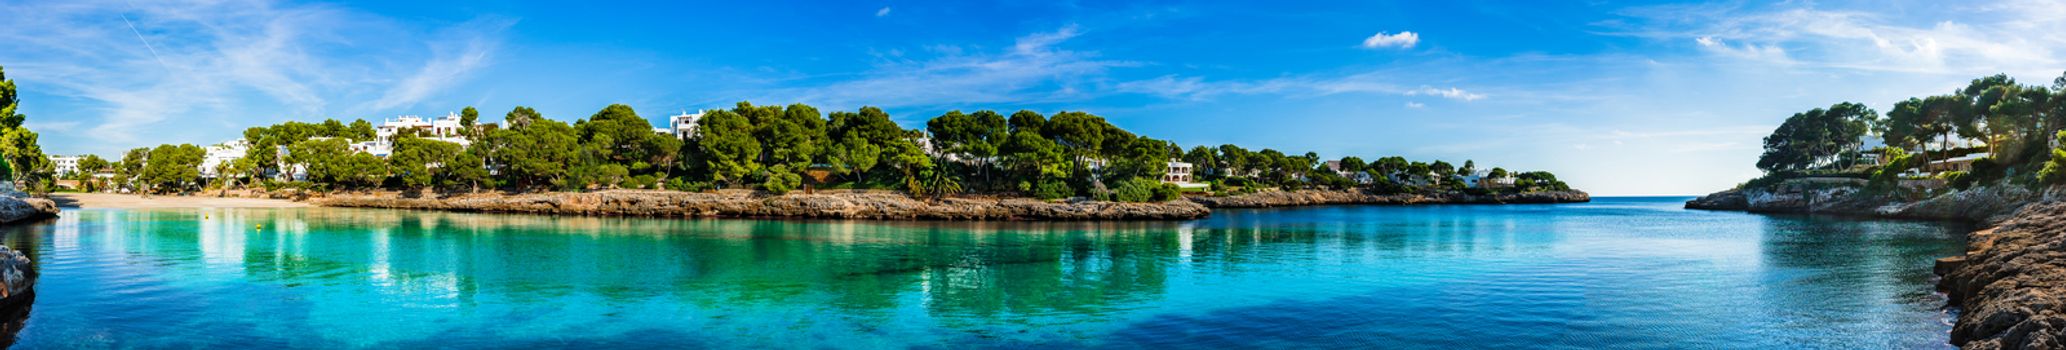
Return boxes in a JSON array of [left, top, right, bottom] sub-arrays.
[[50, 193, 310, 209]]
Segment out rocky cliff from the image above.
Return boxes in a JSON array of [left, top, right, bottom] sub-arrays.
[[1189, 189, 1590, 208], [315, 190, 1211, 221], [1936, 202, 2066, 349], [1686, 183, 2045, 225]]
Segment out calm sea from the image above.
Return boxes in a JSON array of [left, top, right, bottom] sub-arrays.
[[0, 197, 1967, 349]]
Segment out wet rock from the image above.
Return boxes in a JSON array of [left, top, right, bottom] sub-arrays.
[[1684, 189, 1749, 210], [0, 247, 29, 302]]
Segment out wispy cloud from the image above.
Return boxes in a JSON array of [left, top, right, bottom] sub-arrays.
[[1608, 1, 2066, 75], [1361, 31, 1419, 49], [876, 7, 892, 17], [370, 19, 512, 111], [0, 0, 508, 153], [1405, 86, 1485, 101]]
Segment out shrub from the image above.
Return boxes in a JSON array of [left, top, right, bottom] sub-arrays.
[[1942, 171, 1972, 190], [666, 178, 712, 192], [1153, 183, 1182, 201], [1113, 178, 1160, 203], [1033, 179, 1074, 200], [762, 170, 802, 195], [625, 175, 658, 189]]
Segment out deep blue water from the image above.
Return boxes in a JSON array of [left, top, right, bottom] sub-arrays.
[[0, 197, 1967, 349]]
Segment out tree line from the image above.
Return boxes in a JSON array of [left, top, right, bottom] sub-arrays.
[[1752, 72, 2066, 190], [0, 66, 53, 193], [65, 101, 1569, 201]]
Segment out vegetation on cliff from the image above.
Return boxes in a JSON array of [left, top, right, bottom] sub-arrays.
[[1739, 72, 2066, 198]]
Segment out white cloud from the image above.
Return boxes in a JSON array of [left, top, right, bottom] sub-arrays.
[[1405, 101, 1425, 109], [1614, 2, 2066, 75], [1405, 86, 1485, 101], [876, 7, 892, 17], [1362, 31, 1419, 49]]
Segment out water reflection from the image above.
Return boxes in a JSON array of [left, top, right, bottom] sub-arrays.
[[0, 200, 1975, 348]]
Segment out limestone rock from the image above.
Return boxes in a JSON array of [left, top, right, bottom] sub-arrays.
[[1940, 202, 2066, 349]]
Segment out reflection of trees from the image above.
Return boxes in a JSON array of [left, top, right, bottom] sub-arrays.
[[29, 207, 1552, 330]]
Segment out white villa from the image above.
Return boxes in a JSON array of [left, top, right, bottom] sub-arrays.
[[1163, 160, 1208, 190], [199, 139, 251, 178], [660, 111, 701, 140]]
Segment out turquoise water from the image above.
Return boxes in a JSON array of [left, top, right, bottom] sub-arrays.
[[0, 197, 1966, 349]]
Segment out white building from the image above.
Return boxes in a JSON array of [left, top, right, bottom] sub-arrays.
[[52, 155, 82, 177], [1164, 160, 1194, 183], [371, 113, 471, 152], [199, 139, 251, 178], [378, 113, 467, 140], [1322, 160, 1374, 184], [666, 111, 701, 140]]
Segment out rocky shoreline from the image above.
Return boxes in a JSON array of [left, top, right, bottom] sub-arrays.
[[315, 190, 1212, 221], [1684, 183, 2044, 225], [1936, 202, 2066, 349], [0, 196, 56, 225], [1189, 189, 1591, 208]]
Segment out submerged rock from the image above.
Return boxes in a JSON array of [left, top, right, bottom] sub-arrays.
[[315, 190, 1211, 221], [1684, 189, 1749, 210], [1939, 202, 2066, 349]]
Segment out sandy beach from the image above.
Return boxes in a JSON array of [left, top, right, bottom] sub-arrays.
[[50, 193, 309, 209]]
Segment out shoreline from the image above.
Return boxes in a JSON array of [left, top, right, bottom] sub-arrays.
[[1189, 189, 1592, 208], [41, 189, 1599, 220], [49, 193, 311, 209], [313, 190, 1212, 221]]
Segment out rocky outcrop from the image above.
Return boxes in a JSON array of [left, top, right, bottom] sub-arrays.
[[0, 196, 56, 224], [1188, 190, 1590, 208], [1685, 181, 2044, 226], [1937, 202, 2066, 349], [0, 247, 28, 303], [1684, 189, 1749, 210], [314, 190, 1210, 221]]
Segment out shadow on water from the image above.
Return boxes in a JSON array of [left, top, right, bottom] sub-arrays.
[[0, 216, 48, 349]]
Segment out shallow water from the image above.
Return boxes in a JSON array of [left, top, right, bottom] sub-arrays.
[[0, 197, 1966, 349]]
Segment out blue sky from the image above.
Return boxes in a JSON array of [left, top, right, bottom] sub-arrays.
[[6, 0, 2066, 195]]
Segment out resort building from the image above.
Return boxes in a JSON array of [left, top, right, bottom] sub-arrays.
[[199, 139, 250, 178], [378, 113, 467, 141], [370, 113, 472, 153], [52, 155, 81, 177]]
